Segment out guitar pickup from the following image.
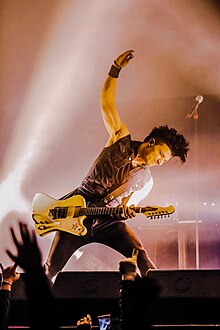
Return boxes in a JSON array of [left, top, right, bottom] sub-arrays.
[[49, 207, 68, 219]]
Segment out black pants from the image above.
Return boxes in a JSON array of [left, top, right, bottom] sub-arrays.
[[44, 216, 157, 280]]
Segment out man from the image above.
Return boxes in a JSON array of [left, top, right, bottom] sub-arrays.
[[44, 49, 189, 280]]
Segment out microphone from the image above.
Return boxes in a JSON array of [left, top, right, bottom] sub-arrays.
[[186, 95, 204, 119]]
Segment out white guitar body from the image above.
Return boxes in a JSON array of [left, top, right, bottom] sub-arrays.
[[32, 193, 87, 237], [32, 192, 175, 237]]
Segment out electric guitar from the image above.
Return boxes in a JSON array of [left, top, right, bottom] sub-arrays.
[[32, 192, 175, 237]]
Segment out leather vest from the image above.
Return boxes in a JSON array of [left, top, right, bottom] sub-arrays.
[[75, 135, 150, 204]]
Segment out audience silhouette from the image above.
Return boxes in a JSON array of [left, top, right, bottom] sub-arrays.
[[1, 221, 160, 329]]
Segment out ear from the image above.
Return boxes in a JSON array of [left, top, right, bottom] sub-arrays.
[[148, 138, 155, 146]]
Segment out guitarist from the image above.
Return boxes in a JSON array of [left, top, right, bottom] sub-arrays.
[[44, 50, 189, 281]]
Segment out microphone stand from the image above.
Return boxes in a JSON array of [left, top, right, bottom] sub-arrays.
[[182, 97, 203, 269], [179, 109, 200, 270], [193, 110, 200, 269]]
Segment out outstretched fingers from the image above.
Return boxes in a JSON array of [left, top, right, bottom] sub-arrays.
[[18, 222, 37, 245], [19, 222, 30, 243], [10, 226, 20, 249], [31, 228, 38, 245], [6, 249, 17, 263]]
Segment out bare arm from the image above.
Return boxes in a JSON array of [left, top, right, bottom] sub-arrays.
[[101, 50, 134, 147]]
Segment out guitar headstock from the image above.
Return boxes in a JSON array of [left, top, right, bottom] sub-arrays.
[[143, 205, 175, 219]]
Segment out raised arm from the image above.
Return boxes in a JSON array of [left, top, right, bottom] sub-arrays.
[[101, 50, 134, 147]]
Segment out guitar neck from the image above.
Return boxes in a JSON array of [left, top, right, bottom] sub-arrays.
[[48, 202, 173, 220], [78, 206, 149, 217]]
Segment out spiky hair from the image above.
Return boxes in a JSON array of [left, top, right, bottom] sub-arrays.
[[144, 125, 189, 163]]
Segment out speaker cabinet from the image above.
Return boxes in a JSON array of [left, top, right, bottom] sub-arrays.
[[53, 271, 121, 299], [147, 269, 220, 298]]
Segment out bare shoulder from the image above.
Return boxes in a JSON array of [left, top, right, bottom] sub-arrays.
[[105, 122, 130, 147]]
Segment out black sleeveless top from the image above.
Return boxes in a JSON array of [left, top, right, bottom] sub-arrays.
[[61, 135, 152, 205]]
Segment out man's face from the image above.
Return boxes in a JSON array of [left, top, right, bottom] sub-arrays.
[[139, 139, 172, 167]]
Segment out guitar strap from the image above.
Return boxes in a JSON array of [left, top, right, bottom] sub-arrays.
[[100, 167, 145, 206]]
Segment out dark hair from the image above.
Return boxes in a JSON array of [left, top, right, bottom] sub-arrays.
[[144, 125, 189, 163]]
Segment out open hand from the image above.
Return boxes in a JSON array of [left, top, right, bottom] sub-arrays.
[[6, 222, 42, 272]]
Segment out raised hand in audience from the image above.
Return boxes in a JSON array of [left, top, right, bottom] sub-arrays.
[[119, 248, 139, 281], [0, 263, 20, 290], [0, 263, 20, 330], [6, 221, 58, 329], [6, 222, 42, 272]]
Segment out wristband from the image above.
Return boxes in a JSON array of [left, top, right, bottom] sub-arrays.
[[2, 280, 12, 286], [108, 65, 121, 78]]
